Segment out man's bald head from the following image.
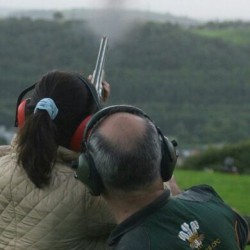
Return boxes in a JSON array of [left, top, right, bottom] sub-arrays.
[[87, 110, 162, 192], [96, 112, 148, 152]]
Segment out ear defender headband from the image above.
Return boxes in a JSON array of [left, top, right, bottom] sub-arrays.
[[14, 74, 101, 152], [76, 105, 178, 196], [14, 83, 36, 128], [69, 75, 102, 151]]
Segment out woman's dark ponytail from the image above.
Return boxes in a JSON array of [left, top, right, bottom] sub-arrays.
[[17, 110, 57, 188]]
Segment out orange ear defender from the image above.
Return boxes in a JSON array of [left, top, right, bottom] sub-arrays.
[[17, 99, 29, 129], [69, 115, 92, 152]]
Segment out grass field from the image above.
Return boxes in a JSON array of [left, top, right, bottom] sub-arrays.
[[192, 28, 250, 45], [174, 169, 250, 249]]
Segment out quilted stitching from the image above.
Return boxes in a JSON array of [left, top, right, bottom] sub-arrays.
[[0, 149, 114, 250]]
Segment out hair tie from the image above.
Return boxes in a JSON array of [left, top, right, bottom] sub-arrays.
[[34, 98, 58, 120]]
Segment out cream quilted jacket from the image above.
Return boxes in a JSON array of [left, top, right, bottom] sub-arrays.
[[0, 144, 115, 250]]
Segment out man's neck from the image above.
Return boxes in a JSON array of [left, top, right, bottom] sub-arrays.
[[104, 182, 164, 224]]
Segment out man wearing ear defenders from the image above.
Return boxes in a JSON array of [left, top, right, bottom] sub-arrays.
[[0, 70, 115, 249], [76, 105, 249, 250]]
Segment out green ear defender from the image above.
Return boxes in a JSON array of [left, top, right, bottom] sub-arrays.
[[75, 105, 178, 196]]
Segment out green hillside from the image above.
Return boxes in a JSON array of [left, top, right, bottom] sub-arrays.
[[192, 21, 250, 45], [1, 17, 250, 147]]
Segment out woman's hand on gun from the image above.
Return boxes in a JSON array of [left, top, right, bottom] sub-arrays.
[[88, 75, 110, 103], [101, 80, 110, 103]]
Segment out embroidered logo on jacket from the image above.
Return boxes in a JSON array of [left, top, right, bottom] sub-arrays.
[[178, 220, 204, 249]]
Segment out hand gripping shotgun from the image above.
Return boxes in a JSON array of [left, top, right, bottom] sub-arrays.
[[91, 36, 108, 101]]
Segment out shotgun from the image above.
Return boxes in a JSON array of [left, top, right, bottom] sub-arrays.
[[91, 36, 108, 100]]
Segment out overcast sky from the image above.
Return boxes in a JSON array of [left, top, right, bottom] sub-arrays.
[[0, 0, 249, 21]]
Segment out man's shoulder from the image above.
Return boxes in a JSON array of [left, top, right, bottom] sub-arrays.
[[175, 184, 223, 202]]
